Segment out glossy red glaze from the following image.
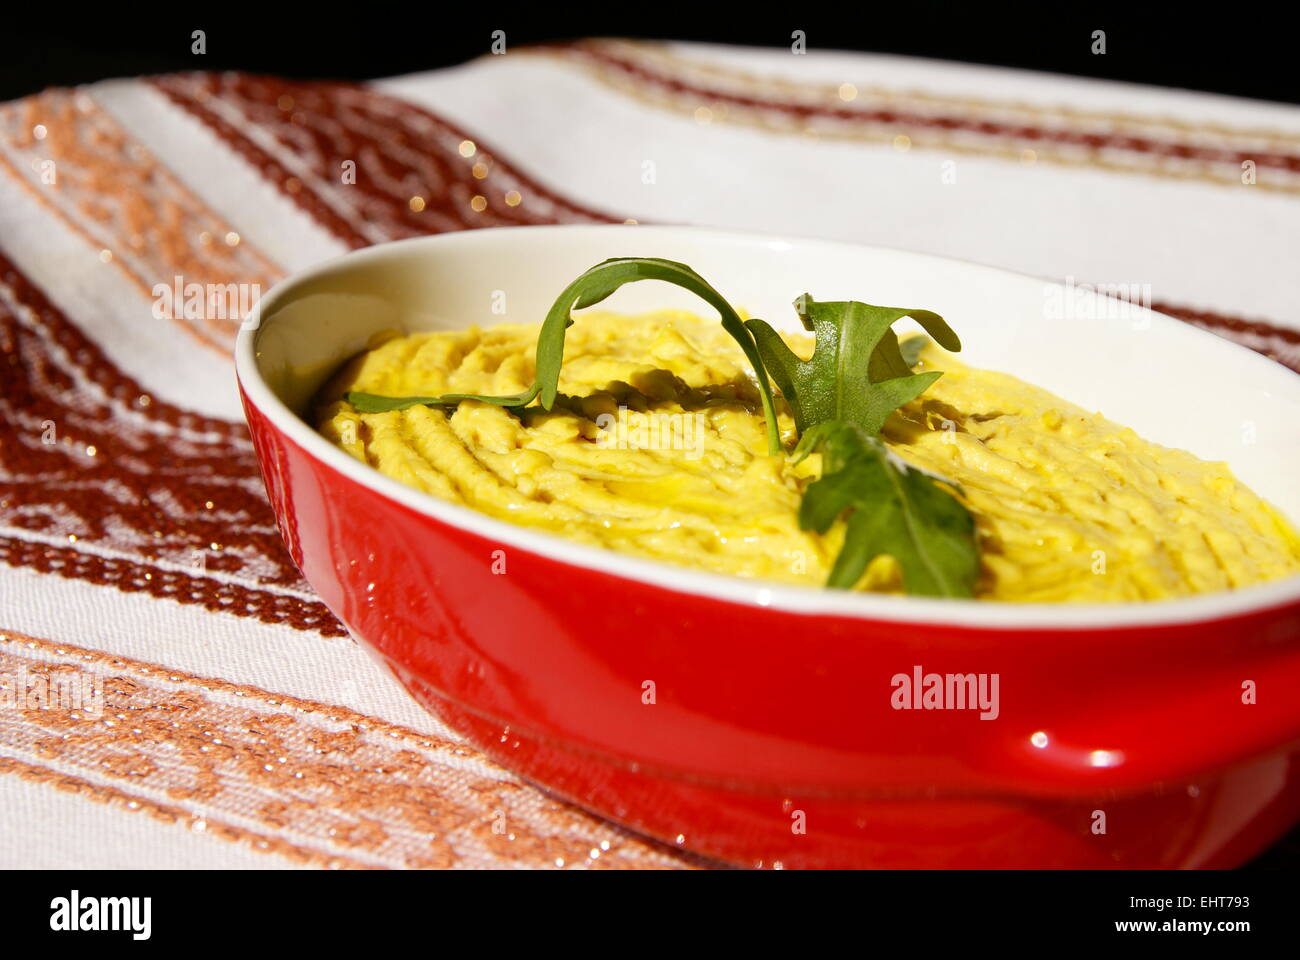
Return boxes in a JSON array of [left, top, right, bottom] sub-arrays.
[[242, 385, 1300, 868]]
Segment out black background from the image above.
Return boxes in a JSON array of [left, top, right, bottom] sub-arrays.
[[2, 7, 1298, 105], [14, 868, 1287, 943]]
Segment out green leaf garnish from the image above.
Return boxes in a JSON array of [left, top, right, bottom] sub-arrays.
[[795, 421, 978, 597], [746, 295, 960, 436], [346, 387, 538, 412], [347, 257, 783, 454], [746, 295, 976, 595], [342, 258, 979, 597]]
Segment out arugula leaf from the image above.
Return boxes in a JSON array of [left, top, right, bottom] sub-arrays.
[[344, 259, 980, 597], [796, 421, 978, 597], [347, 257, 783, 454], [749, 298, 977, 596], [746, 296, 960, 436]]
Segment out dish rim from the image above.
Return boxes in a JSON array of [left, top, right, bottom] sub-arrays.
[[235, 224, 1300, 630]]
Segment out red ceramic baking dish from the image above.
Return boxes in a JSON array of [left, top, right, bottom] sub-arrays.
[[236, 225, 1300, 868]]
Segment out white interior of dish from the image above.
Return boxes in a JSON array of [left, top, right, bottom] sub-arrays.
[[237, 225, 1300, 628]]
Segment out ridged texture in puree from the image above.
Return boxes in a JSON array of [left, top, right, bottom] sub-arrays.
[[316, 311, 1300, 602]]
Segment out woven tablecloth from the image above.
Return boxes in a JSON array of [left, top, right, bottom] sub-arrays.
[[1, 40, 1298, 869]]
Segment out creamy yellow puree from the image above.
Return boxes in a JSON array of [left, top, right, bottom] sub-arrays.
[[316, 311, 1300, 602]]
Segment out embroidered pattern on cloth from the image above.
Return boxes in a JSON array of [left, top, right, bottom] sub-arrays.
[[540, 40, 1300, 195], [0, 630, 698, 869]]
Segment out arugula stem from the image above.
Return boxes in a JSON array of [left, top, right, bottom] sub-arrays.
[[349, 258, 783, 453]]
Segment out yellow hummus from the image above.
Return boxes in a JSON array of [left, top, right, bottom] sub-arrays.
[[315, 311, 1300, 602]]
